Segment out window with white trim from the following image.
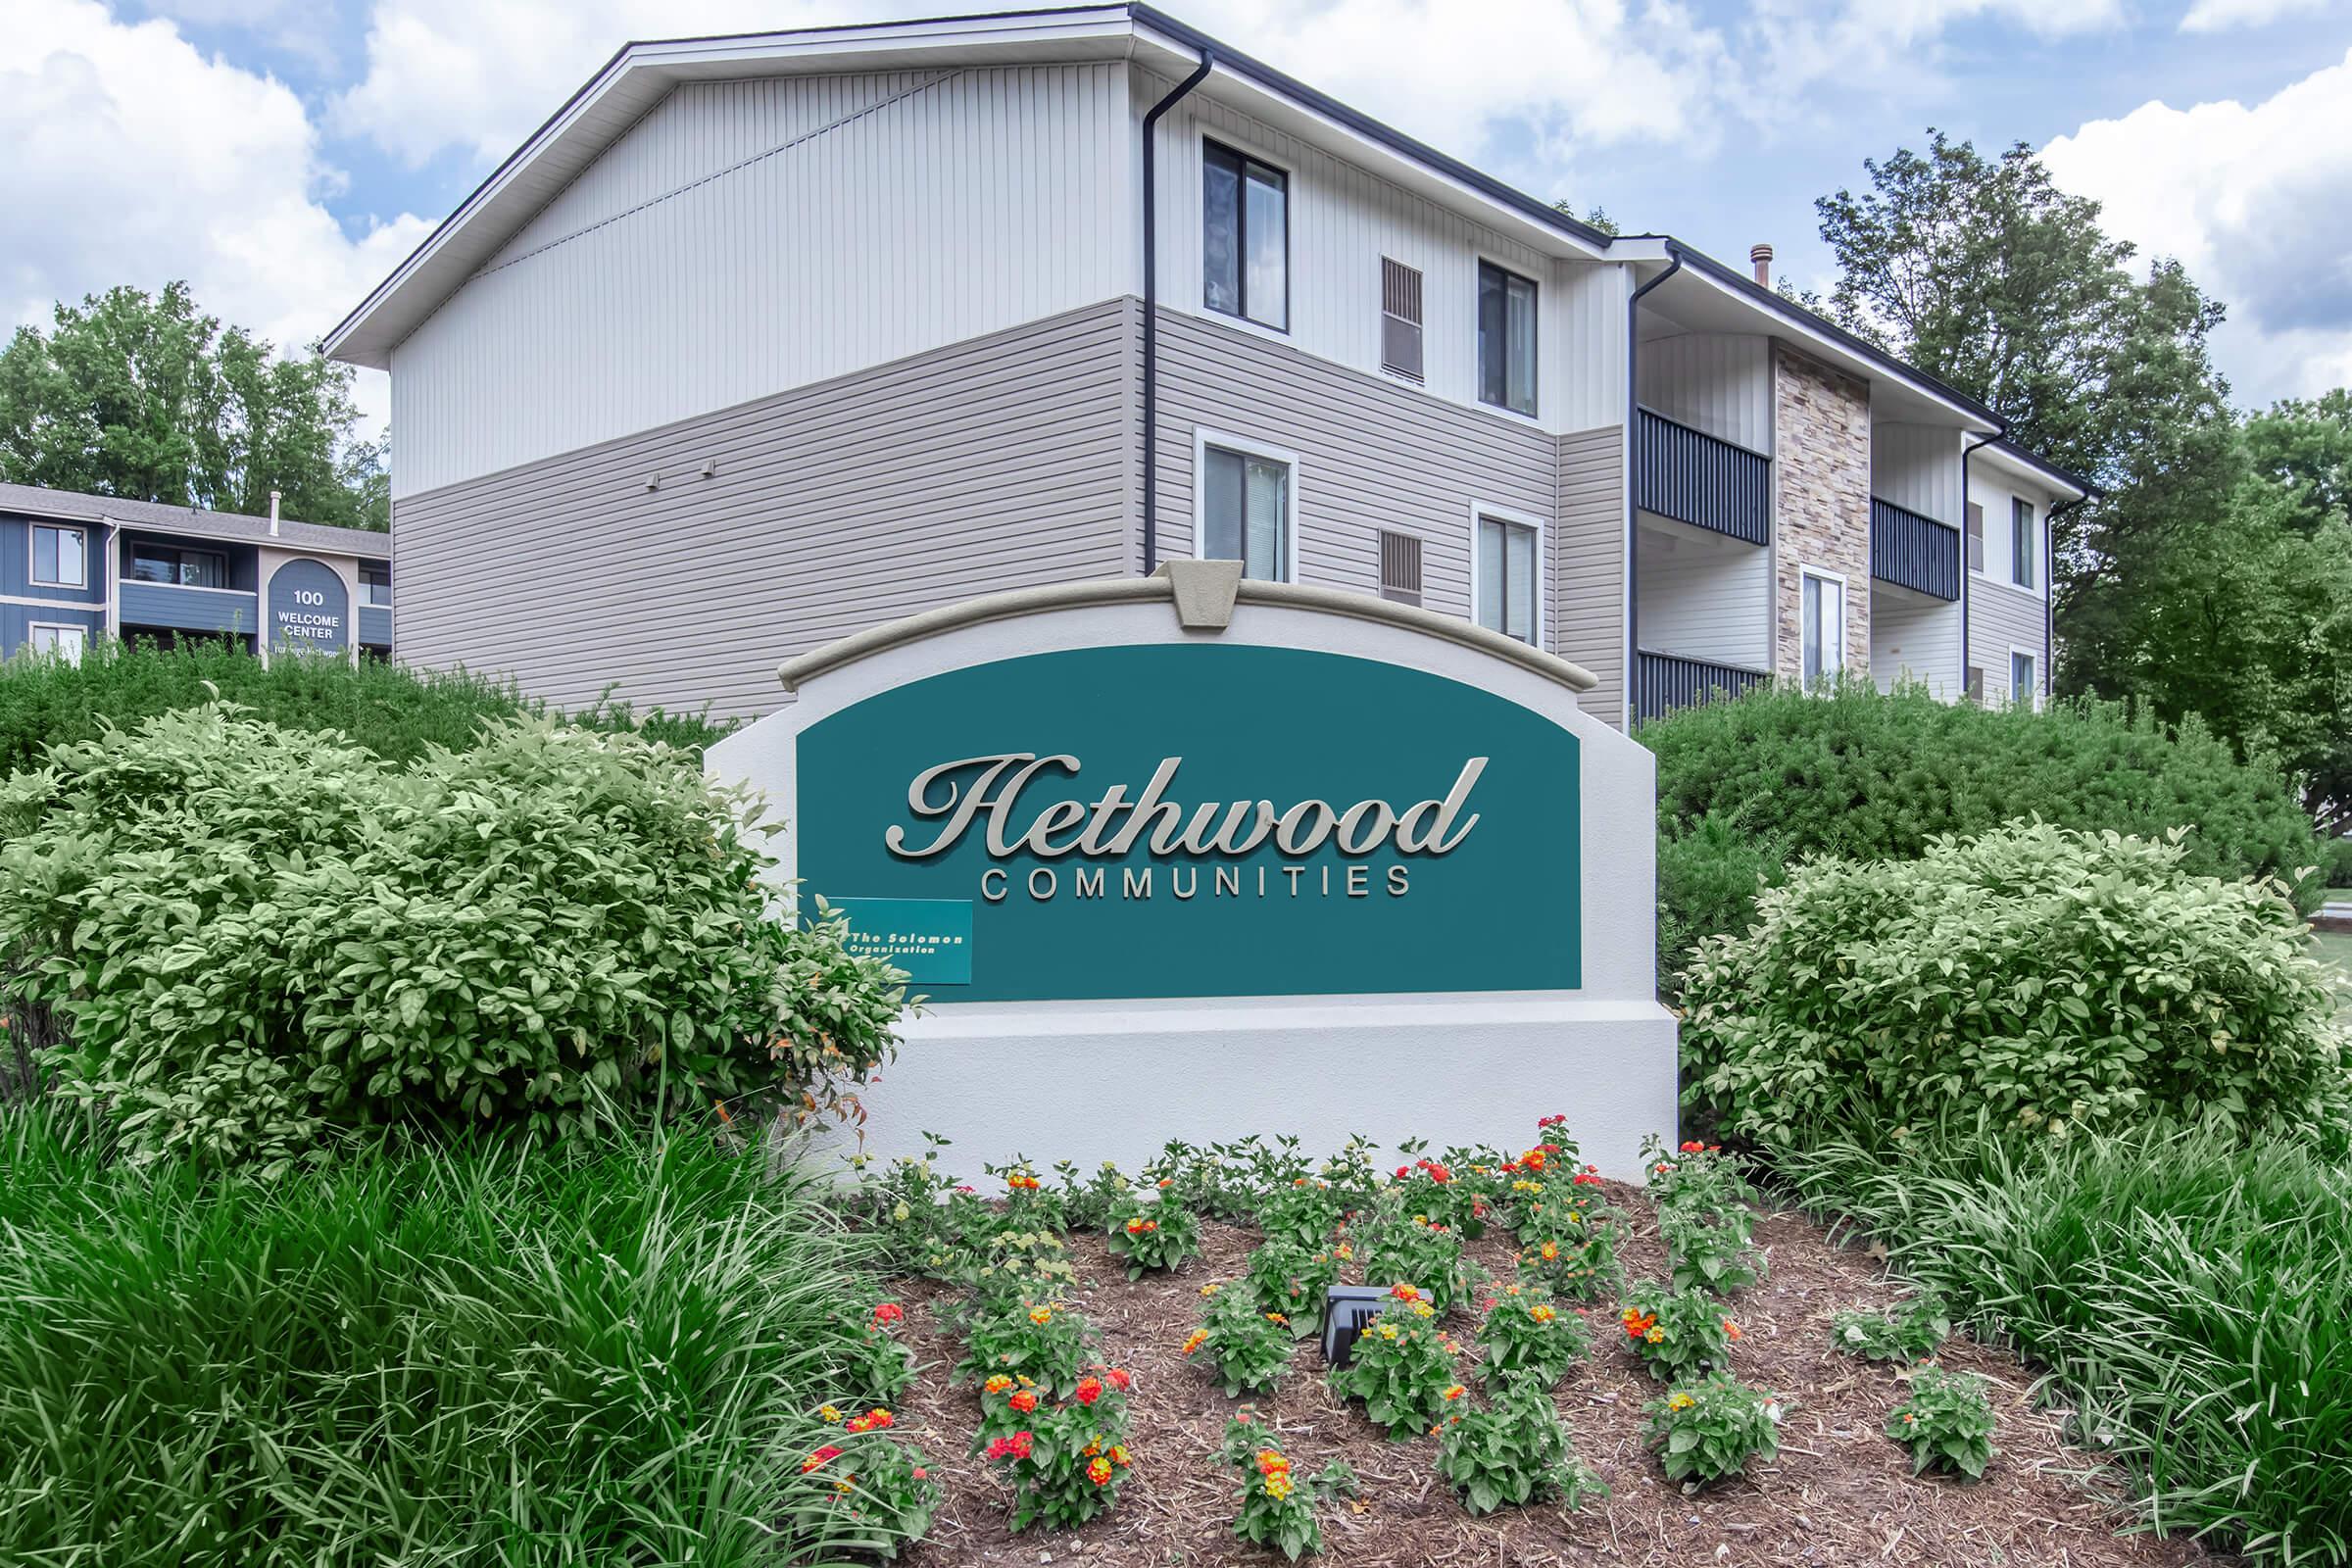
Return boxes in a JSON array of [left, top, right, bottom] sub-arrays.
[[1476, 261, 1538, 416], [1800, 568, 1845, 692], [2011, 498, 2037, 590], [2011, 649, 2038, 709], [1203, 140, 1288, 331], [1474, 512, 1540, 645], [31, 525, 86, 589], [27, 624, 85, 664], [1199, 437, 1293, 582]]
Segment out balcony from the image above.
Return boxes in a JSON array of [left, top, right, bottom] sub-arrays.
[[1870, 498, 1961, 602], [1634, 408, 1771, 547], [1636, 648, 1770, 724], [117, 579, 259, 635]]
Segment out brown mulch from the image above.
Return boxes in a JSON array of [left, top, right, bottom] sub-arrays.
[[886, 1185, 2225, 1568]]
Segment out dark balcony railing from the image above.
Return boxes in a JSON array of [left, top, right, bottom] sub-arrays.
[[1870, 498, 1962, 601], [1634, 408, 1771, 546], [1636, 649, 1771, 724]]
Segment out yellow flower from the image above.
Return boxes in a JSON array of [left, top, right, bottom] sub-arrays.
[[1028, 1306, 1054, 1326], [1411, 1300, 1436, 1319], [1530, 1304, 1556, 1324], [983, 1376, 1012, 1395], [1264, 1473, 1294, 1500], [818, 1404, 843, 1423], [1200, 1283, 1221, 1298], [1645, 1326, 1665, 1344], [1266, 1311, 1288, 1325], [1668, 1392, 1694, 1410]]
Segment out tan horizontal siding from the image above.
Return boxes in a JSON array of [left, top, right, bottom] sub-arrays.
[[392, 300, 1135, 717], [1556, 426, 1626, 726]]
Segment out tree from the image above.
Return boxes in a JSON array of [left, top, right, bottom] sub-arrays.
[[0, 282, 385, 530], [1806, 131, 2349, 841]]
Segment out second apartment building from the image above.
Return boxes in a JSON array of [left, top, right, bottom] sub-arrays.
[[326, 3, 2086, 725]]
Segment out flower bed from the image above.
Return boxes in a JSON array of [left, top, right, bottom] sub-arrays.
[[838, 1124, 2224, 1568]]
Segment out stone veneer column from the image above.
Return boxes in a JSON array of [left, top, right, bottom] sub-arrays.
[[1770, 345, 1872, 682]]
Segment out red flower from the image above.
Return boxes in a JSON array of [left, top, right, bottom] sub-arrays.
[[1395, 1165, 1411, 1179], [871, 1302, 904, 1325], [1007, 1390, 1038, 1414], [1104, 1367, 1132, 1391], [986, 1432, 1034, 1461], [911, 1467, 928, 1481], [1680, 1141, 1705, 1154], [1074, 1376, 1103, 1406], [802, 1445, 844, 1473]]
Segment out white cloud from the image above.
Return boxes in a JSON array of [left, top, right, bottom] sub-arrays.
[[0, 0, 430, 434], [2042, 49, 2352, 405], [2180, 0, 2333, 32]]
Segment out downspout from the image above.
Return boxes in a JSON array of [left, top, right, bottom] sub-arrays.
[[2042, 493, 2090, 703], [1140, 49, 1214, 578], [1625, 243, 1683, 726], [1960, 430, 2001, 702]]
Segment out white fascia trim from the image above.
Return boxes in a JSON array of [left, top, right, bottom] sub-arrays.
[[1466, 500, 1547, 648], [1192, 426, 1302, 584]]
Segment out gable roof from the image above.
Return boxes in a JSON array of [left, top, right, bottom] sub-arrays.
[[322, 4, 2061, 466], [0, 482, 392, 558]]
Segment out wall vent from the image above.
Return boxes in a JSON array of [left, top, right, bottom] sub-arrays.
[[1381, 258, 1424, 381], [1378, 529, 1423, 605], [1964, 501, 1985, 573]]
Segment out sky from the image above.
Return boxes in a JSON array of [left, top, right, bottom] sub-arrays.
[[5, 0, 2351, 443]]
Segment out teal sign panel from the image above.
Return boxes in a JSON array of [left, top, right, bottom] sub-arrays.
[[826, 898, 974, 984], [796, 644, 1580, 1002]]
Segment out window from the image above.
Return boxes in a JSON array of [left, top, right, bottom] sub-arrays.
[[1477, 262, 1538, 416], [27, 624, 85, 664], [1966, 664, 1986, 705], [1378, 529, 1422, 606], [129, 542, 226, 588], [1203, 141, 1287, 330], [1964, 502, 1984, 573], [1800, 568, 1845, 692], [30, 525, 86, 589], [2011, 649, 2039, 709], [1380, 258, 1424, 381], [1197, 434, 1293, 581], [1474, 512, 1540, 644], [2011, 498, 2037, 590], [361, 564, 392, 608]]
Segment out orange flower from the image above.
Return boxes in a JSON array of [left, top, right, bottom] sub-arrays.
[[1443, 1384, 1466, 1401], [1087, 1456, 1113, 1485], [1007, 1390, 1037, 1414], [1724, 1320, 1741, 1342], [983, 1375, 1013, 1395], [1182, 1329, 1208, 1355]]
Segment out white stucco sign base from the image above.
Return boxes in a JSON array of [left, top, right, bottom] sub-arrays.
[[707, 564, 1679, 1179]]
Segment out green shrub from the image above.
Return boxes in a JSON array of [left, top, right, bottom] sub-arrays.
[[1774, 1120, 2352, 1562], [0, 637, 733, 773], [0, 706, 903, 1168], [0, 1110, 905, 1567], [1683, 820, 2350, 1150], [1886, 1367, 1997, 1479], [1643, 1373, 1782, 1485], [1645, 684, 2332, 984]]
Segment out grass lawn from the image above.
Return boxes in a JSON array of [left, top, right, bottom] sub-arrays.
[[2319, 927, 2352, 1008]]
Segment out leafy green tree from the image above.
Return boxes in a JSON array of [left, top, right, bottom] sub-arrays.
[[0, 281, 385, 530], [1802, 132, 2352, 840]]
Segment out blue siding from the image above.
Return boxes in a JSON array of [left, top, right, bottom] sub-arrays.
[[119, 581, 260, 634], [1, 603, 104, 657], [0, 515, 105, 604]]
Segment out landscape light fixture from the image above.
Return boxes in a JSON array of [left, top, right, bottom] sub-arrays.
[[1321, 1284, 1404, 1368]]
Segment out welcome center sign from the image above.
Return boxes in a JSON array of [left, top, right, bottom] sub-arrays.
[[797, 641, 1580, 1003]]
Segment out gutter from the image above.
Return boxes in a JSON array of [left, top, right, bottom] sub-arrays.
[[1138, 45, 1212, 577], [1624, 243, 1684, 727], [1960, 430, 2001, 701]]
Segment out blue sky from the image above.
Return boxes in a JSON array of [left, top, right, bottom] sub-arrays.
[[7, 0, 2350, 437]]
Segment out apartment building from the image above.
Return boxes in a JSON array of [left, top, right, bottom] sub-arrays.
[[0, 483, 392, 664], [324, 3, 2085, 725]]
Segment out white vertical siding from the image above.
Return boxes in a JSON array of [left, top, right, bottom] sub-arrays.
[[1964, 463, 2055, 594], [1873, 421, 1965, 524], [1872, 588, 1963, 697], [1635, 333, 1771, 454], [1636, 522, 1770, 670], [391, 64, 1133, 498], [1141, 70, 1605, 435], [1553, 262, 1629, 433]]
